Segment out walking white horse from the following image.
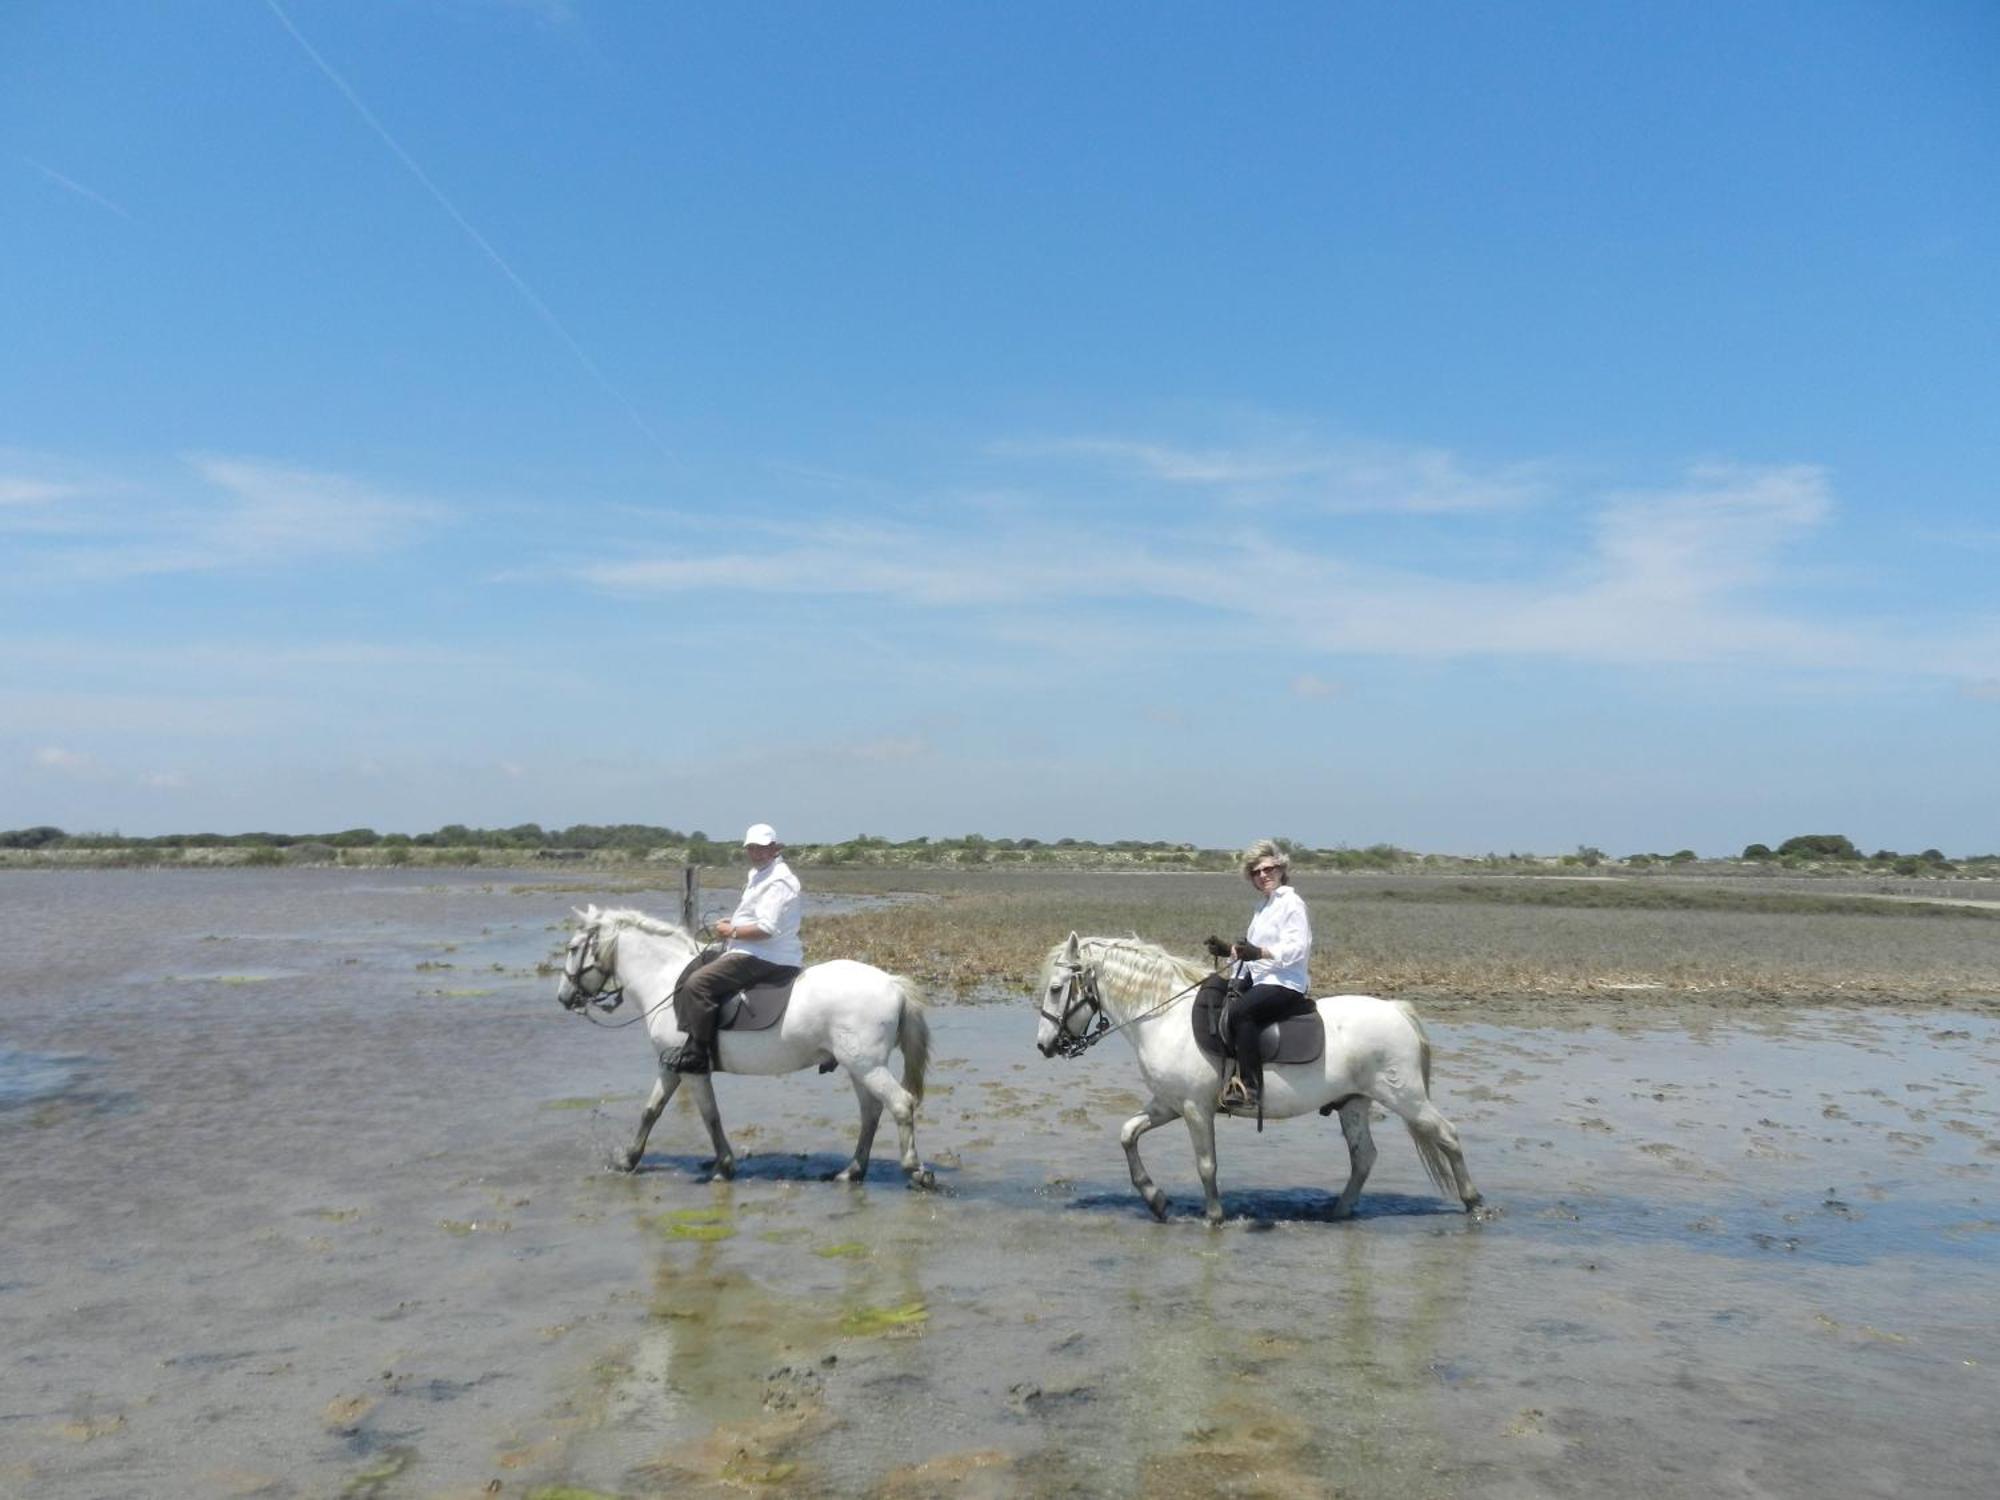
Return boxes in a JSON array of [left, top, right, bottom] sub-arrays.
[[557, 906, 935, 1187], [1034, 933, 1482, 1225]]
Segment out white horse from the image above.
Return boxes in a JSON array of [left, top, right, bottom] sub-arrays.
[[1034, 933, 1482, 1225], [557, 906, 934, 1187]]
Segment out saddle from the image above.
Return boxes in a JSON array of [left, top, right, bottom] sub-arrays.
[[676, 945, 798, 1033], [1192, 982, 1325, 1066]]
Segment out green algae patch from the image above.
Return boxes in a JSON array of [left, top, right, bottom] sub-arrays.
[[813, 1241, 871, 1260], [339, 1445, 416, 1498], [651, 1205, 736, 1242], [721, 1453, 800, 1485], [527, 1486, 625, 1500], [840, 1300, 928, 1336]]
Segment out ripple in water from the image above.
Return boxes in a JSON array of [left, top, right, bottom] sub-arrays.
[[0, 1047, 93, 1109]]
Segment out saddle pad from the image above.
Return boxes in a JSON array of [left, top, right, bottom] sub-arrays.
[[1192, 985, 1325, 1066], [673, 947, 799, 1033]]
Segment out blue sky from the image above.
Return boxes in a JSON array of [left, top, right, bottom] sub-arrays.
[[4, 1, 1996, 853]]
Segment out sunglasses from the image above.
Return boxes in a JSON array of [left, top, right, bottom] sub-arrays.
[[1249, 864, 1283, 878]]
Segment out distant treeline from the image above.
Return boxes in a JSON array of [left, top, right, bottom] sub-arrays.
[[0, 824, 1418, 870], [2, 824, 1992, 873]]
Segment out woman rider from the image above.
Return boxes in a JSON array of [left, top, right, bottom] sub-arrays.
[[1200, 839, 1315, 1111]]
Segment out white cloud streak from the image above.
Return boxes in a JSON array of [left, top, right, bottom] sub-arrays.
[[1, 455, 445, 582], [571, 461, 1993, 682], [1013, 435, 1552, 513]]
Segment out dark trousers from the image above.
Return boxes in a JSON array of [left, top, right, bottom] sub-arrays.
[[1200, 975, 1314, 1095], [673, 952, 800, 1049]]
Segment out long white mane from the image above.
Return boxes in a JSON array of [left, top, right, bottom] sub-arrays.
[[1043, 934, 1209, 1019], [584, 905, 703, 967]]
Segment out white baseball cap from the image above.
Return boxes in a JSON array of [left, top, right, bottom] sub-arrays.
[[742, 823, 780, 847]]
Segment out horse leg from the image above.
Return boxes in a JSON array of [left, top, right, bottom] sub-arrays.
[[622, 1068, 682, 1172], [1181, 1101, 1226, 1227], [854, 1063, 934, 1190], [1121, 1098, 1179, 1221], [830, 1072, 884, 1184], [685, 1074, 736, 1181], [1330, 1097, 1377, 1219], [1375, 1079, 1481, 1211]]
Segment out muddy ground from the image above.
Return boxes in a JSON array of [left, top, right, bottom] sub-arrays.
[[3, 869, 1996, 1498]]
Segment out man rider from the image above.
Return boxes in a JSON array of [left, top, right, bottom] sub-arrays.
[[665, 823, 803, 1074]]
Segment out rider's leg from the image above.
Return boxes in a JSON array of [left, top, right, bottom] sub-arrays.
[[1226, 983, 1313, 1103], [670, 952, 795, 1072]]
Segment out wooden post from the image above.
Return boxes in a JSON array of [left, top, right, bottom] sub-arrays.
[[680, 864, 699, 932]]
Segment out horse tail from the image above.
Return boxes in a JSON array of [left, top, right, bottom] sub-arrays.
[[1390, 999, 1453, 1199], [1393, 998, 1434, 1092], [895, 977, 930, 1104]]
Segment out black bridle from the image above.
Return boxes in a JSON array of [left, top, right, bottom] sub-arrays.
[[1039, 947, 1216, 1059], [560, 926, 626, 1015], [1038, 959, 1111, 1058]]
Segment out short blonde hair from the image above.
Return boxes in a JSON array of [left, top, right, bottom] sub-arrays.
[[1240, 838, 1290, 884]]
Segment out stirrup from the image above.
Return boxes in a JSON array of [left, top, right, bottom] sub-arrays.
[[1220, 1073, 1254, 1109]]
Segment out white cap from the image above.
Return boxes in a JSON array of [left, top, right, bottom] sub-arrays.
[[742, 823, 780, 847]]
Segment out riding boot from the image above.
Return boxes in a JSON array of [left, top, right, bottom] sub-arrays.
[[665, 1038, 711, 1074]]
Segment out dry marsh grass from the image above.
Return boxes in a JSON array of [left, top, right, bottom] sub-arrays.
[[803, 870, 2000, 1014]]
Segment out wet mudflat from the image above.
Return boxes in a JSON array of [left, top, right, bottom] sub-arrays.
[[3, 870, 1997, 1498]]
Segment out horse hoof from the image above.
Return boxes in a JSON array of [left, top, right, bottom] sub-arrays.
[[620, 1151, 642, 1173], [910, 1168, 936, 1190], [1204, 1208, 1226, 1228], [1145, 1194, 1169, 1223]]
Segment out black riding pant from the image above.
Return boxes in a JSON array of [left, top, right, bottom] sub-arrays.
[[1199, 976, 1313, 1096], [673, 952, 800, 1049]]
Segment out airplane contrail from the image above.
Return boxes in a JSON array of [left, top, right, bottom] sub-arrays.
[[262, 0, 672, 460], [22, 157, 134, 220]]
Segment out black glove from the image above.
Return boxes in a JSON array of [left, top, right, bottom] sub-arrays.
[[1230, 940, 1262, 962], [1203, 935, 1231, 959]]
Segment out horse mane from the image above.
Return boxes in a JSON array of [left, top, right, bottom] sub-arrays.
[[593, 907, 699, 946], [1058, 934, 1208, 1013]]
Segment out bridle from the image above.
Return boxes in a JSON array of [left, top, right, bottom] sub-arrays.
[[561, 925, 626, 1015], [1039, 944, 1216, 1059], [1038, 958, 1111, 1058]]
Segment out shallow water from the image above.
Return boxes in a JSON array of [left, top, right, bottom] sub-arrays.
[[2, 870, 1996, 1498]]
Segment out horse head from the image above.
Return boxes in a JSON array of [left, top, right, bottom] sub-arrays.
[[556, 905, 625, 1012], [1035, 932, 1103, 1058]]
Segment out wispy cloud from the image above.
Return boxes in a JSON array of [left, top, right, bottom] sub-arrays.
[[32, 746, 102, 777], [2, 455, 446, 583], [567, 457, 1991, 681], [1011, 434, 1552, 513], [0, 476, 80, 506], [1290, 674, 1341, 700]]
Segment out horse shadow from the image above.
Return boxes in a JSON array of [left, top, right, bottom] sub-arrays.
[[626, 1149, 959, 1189], [1068, 1184, 1464, 1226]]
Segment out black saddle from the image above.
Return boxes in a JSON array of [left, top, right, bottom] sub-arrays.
[[676, 946, 798, 1033], [1192, 983, 1325, 1066]]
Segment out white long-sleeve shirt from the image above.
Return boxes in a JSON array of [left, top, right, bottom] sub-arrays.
[[1244, 883, 1312, 994], [726, 858, 804, 967]]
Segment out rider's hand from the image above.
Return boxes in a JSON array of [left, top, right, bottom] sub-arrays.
[[1230, 940, 1262, 962], [1203, 935, 1231, 959], [715, 920, 733, 938]]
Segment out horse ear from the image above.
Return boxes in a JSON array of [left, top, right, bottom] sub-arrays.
[[1064, 931, 1081, 957]]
